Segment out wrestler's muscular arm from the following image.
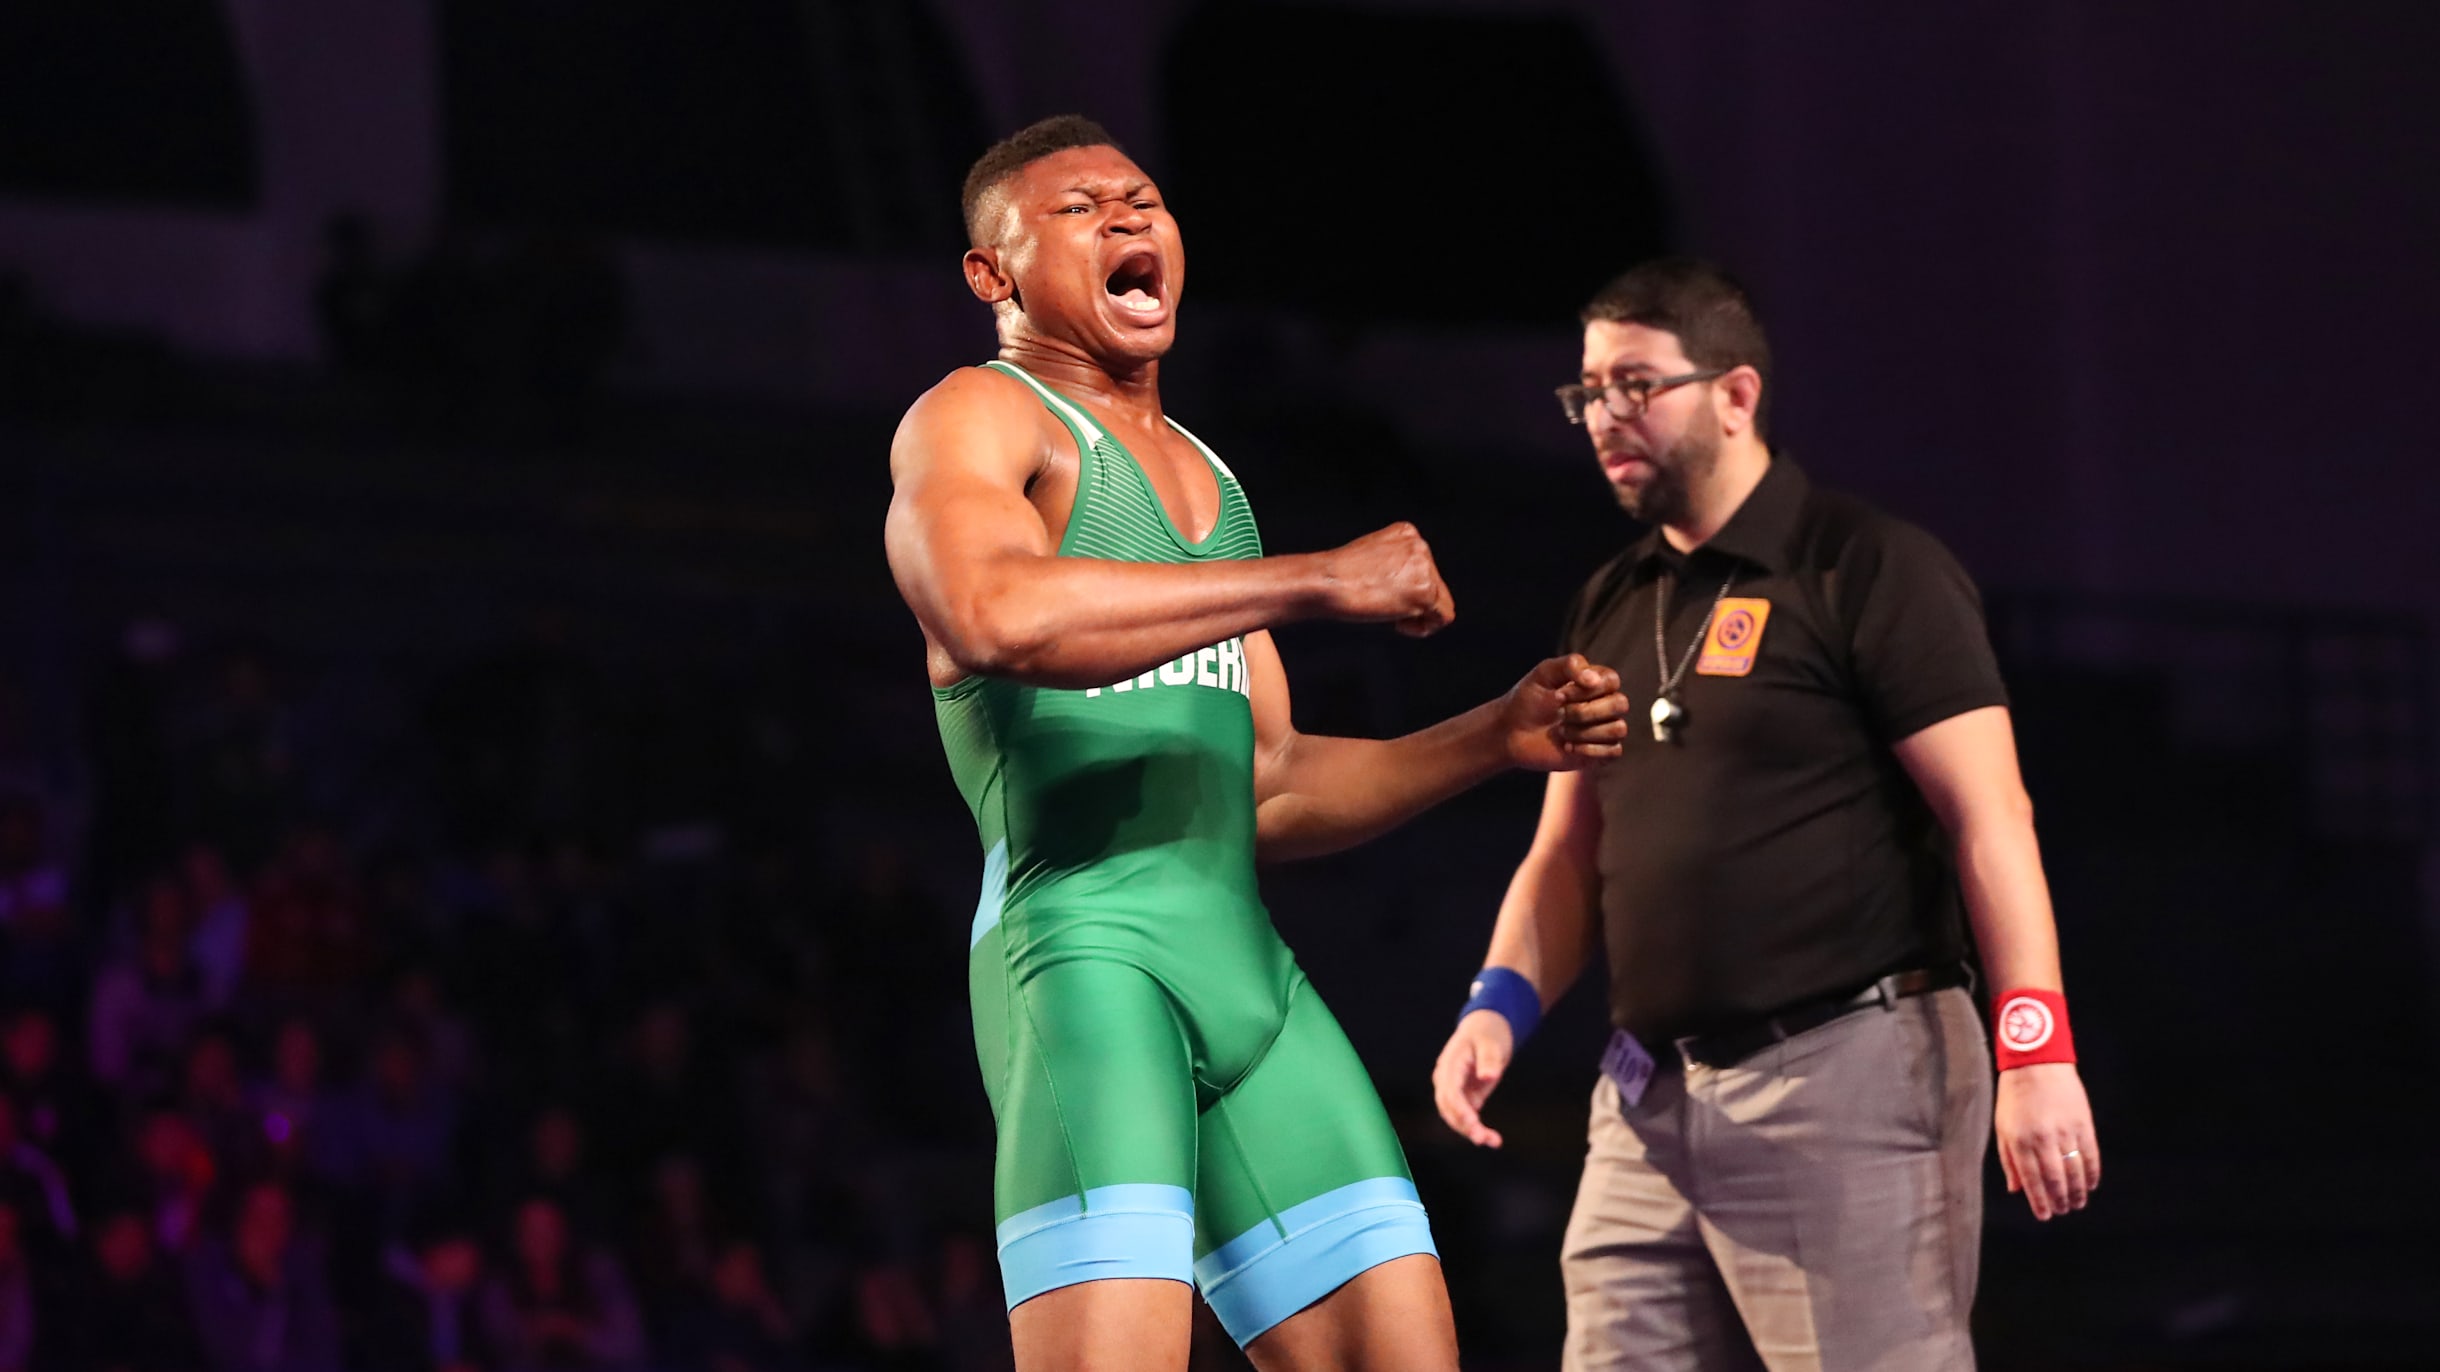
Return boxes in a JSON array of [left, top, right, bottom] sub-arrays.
[[1244, 636, 1627, 864], [885, 367, 1452, 690]]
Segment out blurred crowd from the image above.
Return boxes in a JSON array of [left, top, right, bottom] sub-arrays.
[[0, 619, 1032, 1372]]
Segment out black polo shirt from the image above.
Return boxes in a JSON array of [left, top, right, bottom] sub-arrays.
[[1558, 459, 2009, 1042]]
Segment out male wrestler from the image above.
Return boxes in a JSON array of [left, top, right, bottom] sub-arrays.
[[884, 115, 1631, 1371]]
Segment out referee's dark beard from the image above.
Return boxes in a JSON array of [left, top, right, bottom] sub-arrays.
[[1614, 425, 1720, 527]]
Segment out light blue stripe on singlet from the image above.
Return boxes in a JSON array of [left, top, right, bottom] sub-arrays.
[[969, 839, 1009, 950], [995, 1183, 1196, 1308], [1194, 1177, 1437, 1346]]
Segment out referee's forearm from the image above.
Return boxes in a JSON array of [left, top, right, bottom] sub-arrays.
[[1955, 816, 2064, 992], [1483, 855, 1597, 1006]]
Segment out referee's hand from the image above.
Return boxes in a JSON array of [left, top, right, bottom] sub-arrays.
[[1996, 1062, 2101, 1220], [1433, 1010, 1515, 1148]]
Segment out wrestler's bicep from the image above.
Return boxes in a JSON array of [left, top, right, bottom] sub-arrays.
[[1244, 629, 1296, 801], [885, 371, 1055, 649]]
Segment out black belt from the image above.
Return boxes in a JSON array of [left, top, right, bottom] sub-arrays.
[[1666, 965, 1974, 1071]]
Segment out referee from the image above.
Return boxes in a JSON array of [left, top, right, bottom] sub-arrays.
[[1432, 258, 2099, 1371]]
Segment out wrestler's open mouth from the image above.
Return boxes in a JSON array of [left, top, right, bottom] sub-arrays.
[[1105, 248, 1165, 315]]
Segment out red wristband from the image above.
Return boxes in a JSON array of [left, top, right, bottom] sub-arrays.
[[1991, 988, 2076, 1071]]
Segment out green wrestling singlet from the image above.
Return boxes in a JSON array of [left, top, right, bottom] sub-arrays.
[[930, 360, 1437, 1346]]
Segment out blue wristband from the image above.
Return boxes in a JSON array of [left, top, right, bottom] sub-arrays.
[[1459, 966, 1542, 1045]]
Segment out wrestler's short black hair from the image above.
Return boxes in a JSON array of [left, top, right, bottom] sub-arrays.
[[1582, 258, 1774, 438], [961, 115, 1125, 247]]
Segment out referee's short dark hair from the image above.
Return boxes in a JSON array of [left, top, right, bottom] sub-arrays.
[[962, 115, 1125, 248], [1582, 258, 1773, 438]]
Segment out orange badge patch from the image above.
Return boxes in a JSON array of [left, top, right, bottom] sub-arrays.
[[1696, 598, 1771, 676]]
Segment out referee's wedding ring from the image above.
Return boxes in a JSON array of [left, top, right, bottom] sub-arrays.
[[2061, 1149, 2082, 1160]]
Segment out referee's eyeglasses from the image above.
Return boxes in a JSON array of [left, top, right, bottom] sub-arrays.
[[1555, 369, 1729, 425]]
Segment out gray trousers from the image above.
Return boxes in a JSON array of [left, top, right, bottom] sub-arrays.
[[1560, 987, 1991, 1372]]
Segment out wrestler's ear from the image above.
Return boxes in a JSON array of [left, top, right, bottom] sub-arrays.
[[965, 247, 1015, 307]]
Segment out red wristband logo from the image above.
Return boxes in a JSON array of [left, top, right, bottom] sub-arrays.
[[1992, 988, 2075, 1070]]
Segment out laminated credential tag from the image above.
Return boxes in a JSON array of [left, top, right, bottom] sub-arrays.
[[1601, 1029, 1657, 1108]]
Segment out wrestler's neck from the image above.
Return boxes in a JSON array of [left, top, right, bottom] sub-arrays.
[[999, 327, 1164, 425], [1660, 437, 1773, 553]]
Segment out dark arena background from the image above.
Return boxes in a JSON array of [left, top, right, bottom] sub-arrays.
[[3, 2, 2437, 1368]]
